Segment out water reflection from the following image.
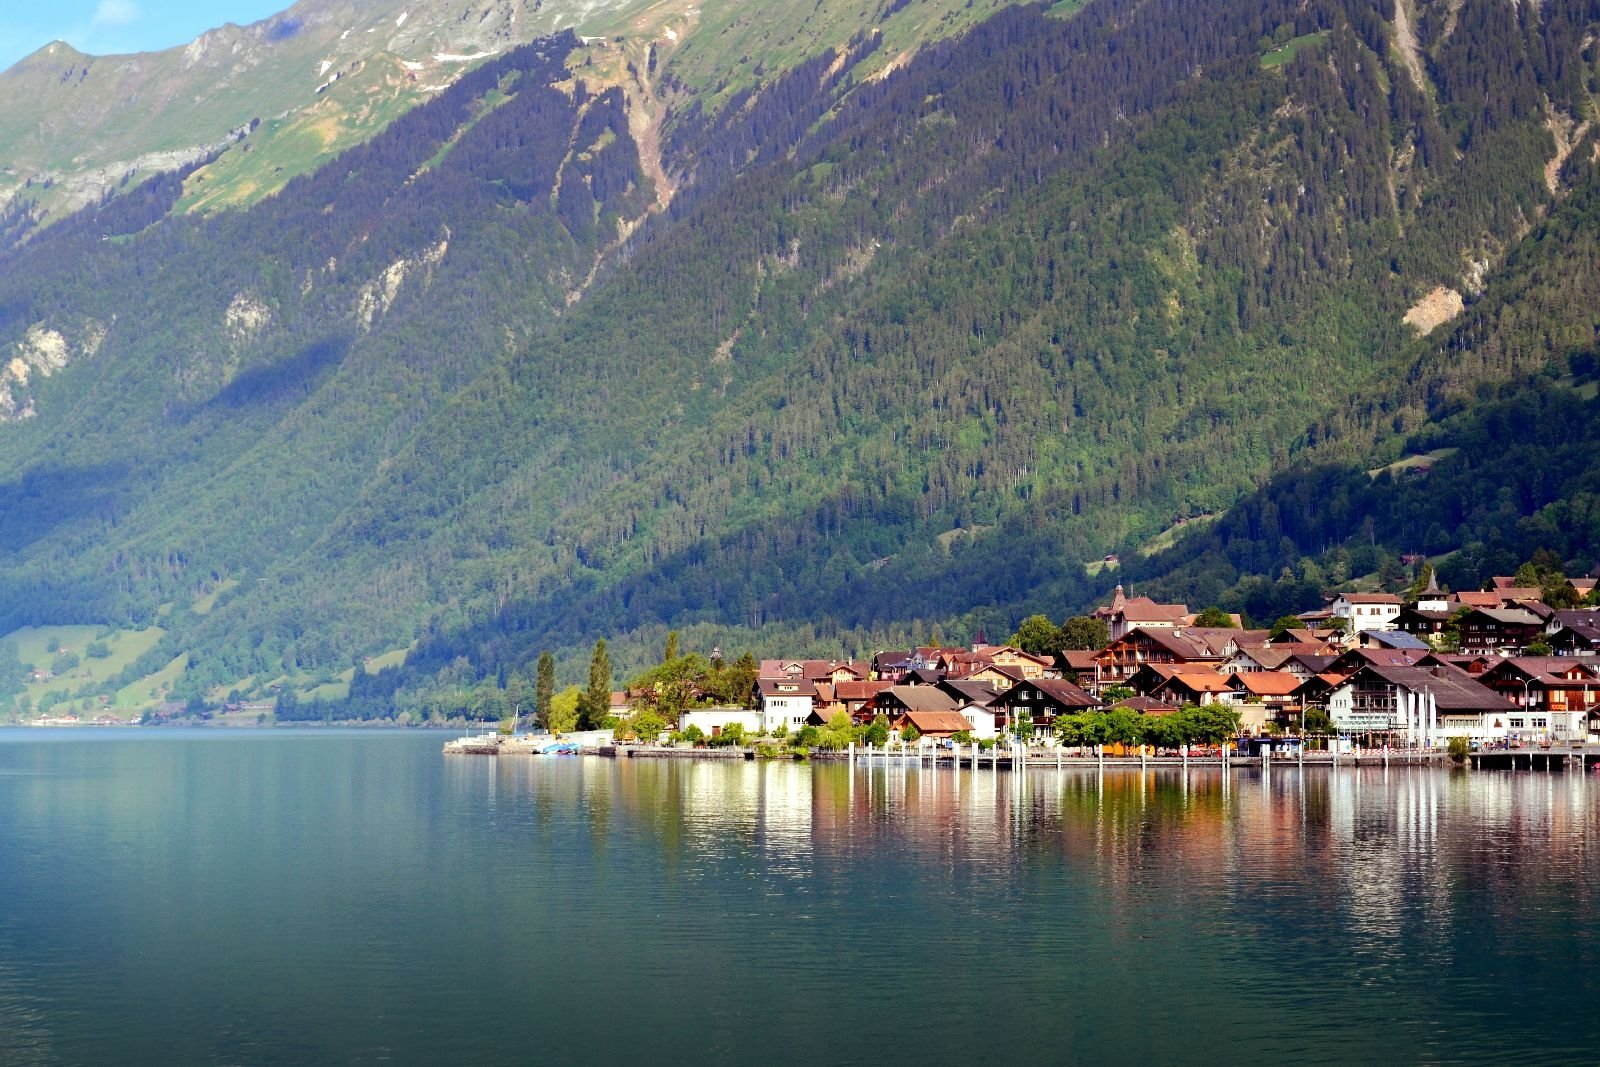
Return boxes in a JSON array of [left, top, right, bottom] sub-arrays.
[[4, 733, 1600, 1065]]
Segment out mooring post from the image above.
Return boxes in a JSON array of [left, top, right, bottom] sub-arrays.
[[849, 741, 855, 766]]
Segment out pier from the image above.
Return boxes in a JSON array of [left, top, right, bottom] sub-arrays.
[[1465, 746, 1598, 771]]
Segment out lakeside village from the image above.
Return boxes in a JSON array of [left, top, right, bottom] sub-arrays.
[[454, 567, 1600, 761]]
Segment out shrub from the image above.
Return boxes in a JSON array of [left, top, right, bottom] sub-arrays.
[[1447, 735, 1471, 763]]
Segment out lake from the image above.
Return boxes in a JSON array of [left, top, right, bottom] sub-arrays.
[[1, 728, 1597, 1064]]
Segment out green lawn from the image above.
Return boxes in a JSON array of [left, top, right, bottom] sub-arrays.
[[5, 625, 166, 715], [1261, 31, 1330, 69]]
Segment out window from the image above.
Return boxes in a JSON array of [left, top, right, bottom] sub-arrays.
[[1510, 718, 1524, 729]]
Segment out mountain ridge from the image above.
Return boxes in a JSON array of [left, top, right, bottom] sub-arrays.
[[1, 0, 1599, 716]]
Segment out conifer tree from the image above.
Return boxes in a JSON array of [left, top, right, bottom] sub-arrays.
[[581, 639, 612, 729], [535, 650, 555, 730]]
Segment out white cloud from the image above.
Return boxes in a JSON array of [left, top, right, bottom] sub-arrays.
[[90, 0, 140, 31]]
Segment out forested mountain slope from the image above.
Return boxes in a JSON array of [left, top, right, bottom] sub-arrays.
[[2, 0, 1599, 712]]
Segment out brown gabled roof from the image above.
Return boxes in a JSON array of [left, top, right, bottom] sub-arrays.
[[1058, 650, 1100, 672], [1451, 591, 1502, 609], [1155, 670, 1232, 700], [1229, 671, 1304, 697], [1354, 665, 1516, 713], [898, 710, 974, 734], [1028, 678, 1099, 708], [884, 686, 959, 713], [1479, 657, 1600, 686], [1118, 596, 1191, 622], [1127, 627, 1221, 660], [1340, 592, 1402, 605], [835, 680, 891, 701]]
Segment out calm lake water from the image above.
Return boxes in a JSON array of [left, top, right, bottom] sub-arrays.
[[1, 729, 1598, 1064]]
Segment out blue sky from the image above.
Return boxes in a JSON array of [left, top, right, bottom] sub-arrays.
[[1, 0, 290, 72]]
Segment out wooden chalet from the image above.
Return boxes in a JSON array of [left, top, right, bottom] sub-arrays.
[[869, 685, 960, 719], [990, 677, 1098, 732], [1548, 611, 1600, 656], [1455, 607, 1545, 655], [1477, 658, 1599, 717], [1093, 627, 1223, 686]]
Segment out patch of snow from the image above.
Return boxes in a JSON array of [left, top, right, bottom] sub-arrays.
[[340, 28, 351, 41], [320, 59, 332, 76], [434, 51, 495, 62], [403, 60, 425, 71], [396, 11, 409, 27], [664, 27, 678, 42]]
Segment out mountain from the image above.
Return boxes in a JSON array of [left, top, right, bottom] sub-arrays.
[[1, 0, 1599, 718], [0, 0, 1028, 232]]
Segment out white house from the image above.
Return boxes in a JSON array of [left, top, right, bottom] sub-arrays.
[[958, 703, 1000, 740], [1330, 592, 1402, 633], [757, 678, 816, 732]]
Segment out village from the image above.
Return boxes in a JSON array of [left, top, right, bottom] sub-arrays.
[[653, 573, 1600, 753]]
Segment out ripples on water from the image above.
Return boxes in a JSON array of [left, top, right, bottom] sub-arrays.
[[0, 730, 1597, 1065]]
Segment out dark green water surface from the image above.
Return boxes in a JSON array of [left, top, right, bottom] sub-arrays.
[[2, 729, 1598, 1064]]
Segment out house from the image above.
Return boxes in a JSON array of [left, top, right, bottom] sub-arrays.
[[1330, 592, 1402, 633], [1222, 646, 1298, 675], [909, 647, 965, 672], [956, 703, 1003, 739], [1227, 670, 1306, 730], [869, 685, 961, 720], [938, 678, 1000, 709], [680, 707, 765, 738], [1476, 658, 1599, 742], [960, 662, 1026, 692], [891, 710, 975, 740], [1148, 669, 1234, 709], [1455, 607, 1544, 655], [969, 645, 1055, 679], [757, 678, 816, 732], [1450, 590, 1504, 611], [1547, 610, 1600, 656], [1283, 654, 1338, 682], [872, 651, 914, 682], [990, 678, 1098, 733], [1357, 630, 1433, 652], [1488, 578, 1546, 605], [1395, 607, 1453, 643], [1055, 649, 1101, 689], [835, 680, 892, 722], [1325, 646, 1429, 677], [1093, 584, 1191, 641], [1093, 627, 1223, 685], [1325, 663, 1515, 743]]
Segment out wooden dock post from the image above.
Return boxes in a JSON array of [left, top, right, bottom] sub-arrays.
[[849, 741, 855, 766]]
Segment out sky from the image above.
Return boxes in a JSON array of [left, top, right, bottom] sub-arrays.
[[0, 0, 290, 73]]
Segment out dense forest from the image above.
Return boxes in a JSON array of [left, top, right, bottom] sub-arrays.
[[2, 0, 1600, 717]]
